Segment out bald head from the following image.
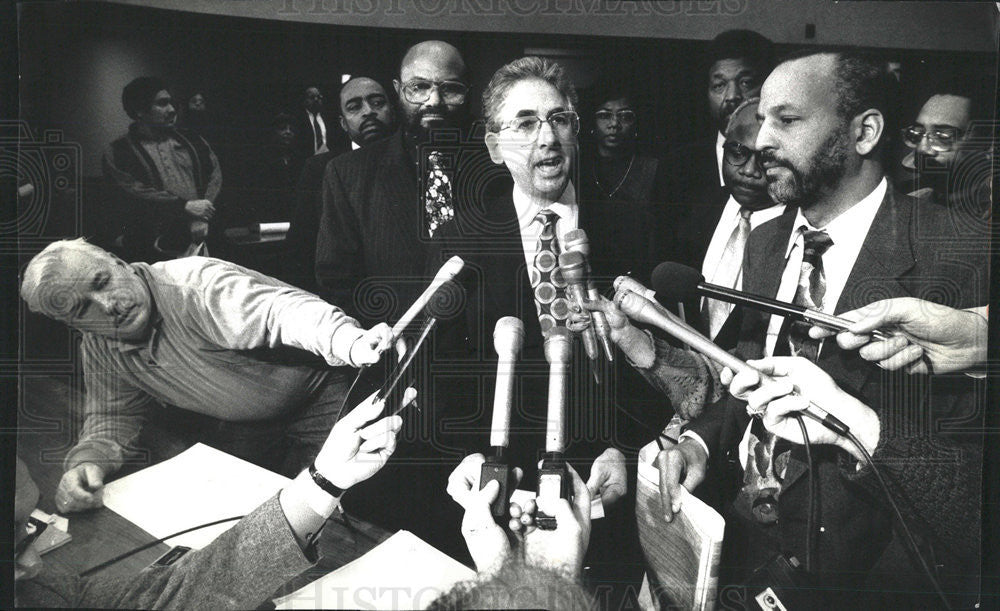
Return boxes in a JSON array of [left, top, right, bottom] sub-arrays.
[[399, 41, 467, 81], [395, 40, 469, 138]]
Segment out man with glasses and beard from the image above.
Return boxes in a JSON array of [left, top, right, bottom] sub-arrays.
[[314, 40, 474, 324]]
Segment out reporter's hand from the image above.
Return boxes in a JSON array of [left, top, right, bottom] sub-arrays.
[[655, 439, 707, 522], [184, 199, 215, 220], [55, 463, 106, 513], [808, 298, 987, 374], [312, 389, 409, 489], [724, 357, 880, 461], [583, 296, 655, 367], [447, 453, 523, 574], [586, 447, 627, 508], [349, 323, 393, 366], [523, 464, 592, 579]]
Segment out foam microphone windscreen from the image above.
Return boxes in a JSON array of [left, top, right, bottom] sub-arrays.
[[652, 262, 705, 302]]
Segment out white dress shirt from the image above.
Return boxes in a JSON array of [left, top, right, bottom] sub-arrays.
[[701, 196, 786, 336], [512, 181, 579, 273], [308, 111, 327, 154], [715, 131, 726, 186]]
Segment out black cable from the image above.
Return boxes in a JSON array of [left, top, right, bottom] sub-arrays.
[[794, 414, 814, 574], [79, 515, 244, 577], [844, 431, 952, 610], [333, 366, 367, 427]]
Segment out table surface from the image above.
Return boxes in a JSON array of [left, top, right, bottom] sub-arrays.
[[18, 374, 393, 606]]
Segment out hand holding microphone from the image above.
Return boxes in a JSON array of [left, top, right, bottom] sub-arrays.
[[721, 357, 881, 461]]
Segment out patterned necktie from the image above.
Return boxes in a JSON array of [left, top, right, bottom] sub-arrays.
[[530, 210, 569, 334], [424, 151, 454, 237], [312, 114, 322, 152], [788, 228, 835, 362], [704, 206, 752, 339]]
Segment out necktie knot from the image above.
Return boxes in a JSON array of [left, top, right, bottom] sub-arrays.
[[801, 228, 833, 257], [739, 207, 753, 221]]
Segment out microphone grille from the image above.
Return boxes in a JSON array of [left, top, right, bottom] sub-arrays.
[[557, 250, 586, 279], [563, 228, 589, 254], [494, 316, 525, 355], [652, 262, 704, 302]]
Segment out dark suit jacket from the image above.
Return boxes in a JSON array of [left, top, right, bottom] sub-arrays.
[[293, 109, 348, 160], [685, 186, 986, 605], [283, 150, 338, 292], [661, 137, 729, 271], [314, 129, 431, 322]]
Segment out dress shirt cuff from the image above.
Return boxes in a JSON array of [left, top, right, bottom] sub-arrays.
[[63, 443, 119, 474], [330, 323, 366, 367], [678, 431, 710, 460]]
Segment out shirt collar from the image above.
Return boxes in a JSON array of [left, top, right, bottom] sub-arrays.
[[784, 177, 887, 257], [513, 180, 578, 232]]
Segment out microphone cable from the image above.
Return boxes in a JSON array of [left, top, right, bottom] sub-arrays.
[[78, 515, 244, 577], [793, 414, 815, 574]]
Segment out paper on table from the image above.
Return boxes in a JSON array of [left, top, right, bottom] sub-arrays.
[[258, 222, 290, 234], [102, 443, 290, 549], [273, 530, 475, 610]]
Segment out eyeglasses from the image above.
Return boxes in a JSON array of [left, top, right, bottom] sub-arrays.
[[723, 141, 758, 167], [400, 79, 469, 105], [900, 125, 962, 152], [497, 111, 580, 140], [594, 109, 636, 126]]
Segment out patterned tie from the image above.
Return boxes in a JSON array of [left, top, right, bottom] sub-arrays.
[[530, 210, 569, 334], [424, 151, 454, 237], [704, 206, 752, 339], [788, 228, 835, 362]]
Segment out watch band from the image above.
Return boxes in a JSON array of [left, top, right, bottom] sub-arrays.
[[308, 462, 346, 498]]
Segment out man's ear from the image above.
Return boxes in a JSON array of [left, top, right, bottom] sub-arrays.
[[854, 109, 884, 156], [484, 132, 505, 165], [393, 79, 401, 97], [339, 116, 348, 134]]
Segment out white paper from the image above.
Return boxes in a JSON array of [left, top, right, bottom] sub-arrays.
[[258, 222, 291, 234], [102, 443, 290, 549], [273, 530, 475, 610]]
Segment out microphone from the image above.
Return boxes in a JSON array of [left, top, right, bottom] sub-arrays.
[[652, 262, 889, 341], [558, 251, 600, 363], [390, 256, 465, 340], [537, 327, 574, 529], [613, 289, 850, 437], [563, 229, 614, 361], [480, 317, 524, 518]]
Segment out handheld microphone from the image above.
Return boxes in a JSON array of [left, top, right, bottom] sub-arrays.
[[558, 251, 600, 362], [613, 289, 850, 437], [390, 256, 465, 340], [537, 327, 574, 529], [563, 229, 614, 361], [651, 262, 889, 341], [480, 317, 524, 518]]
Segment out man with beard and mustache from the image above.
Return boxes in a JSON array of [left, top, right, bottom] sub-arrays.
[[283, 76, 397, 292], [314, 40, 472, 323], [103, 77, 222, 262], [666, 30, 774, 270], [898, 75, 992, 218], [594, 49, 986, 608]]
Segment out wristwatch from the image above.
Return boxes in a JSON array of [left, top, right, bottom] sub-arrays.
[[308, 461, 346, 498]]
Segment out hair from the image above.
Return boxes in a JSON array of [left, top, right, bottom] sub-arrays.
[[122, 76, 169, 120], [590, 77, 636, 110], [777, 48, 892, 125], [427, 558, 595, 610], [482, 57, 579, 133], [924, 72, 991, 125], [271, 112, 294, 129], [706, 29, 775, 76], [724, 96, 760, 137], [20, 238, 111, 317]]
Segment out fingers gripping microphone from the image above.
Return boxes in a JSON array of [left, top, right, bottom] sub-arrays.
[[651, 262, 889, 341], [480, 317, 524, 518], [390, 256, 465, 340], [563, 229, 614, 361], [537, 327, 574, 529], [558, 251, 600, 362], [613, 289, 850, 437]]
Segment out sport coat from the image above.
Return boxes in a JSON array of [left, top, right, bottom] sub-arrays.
[[685, 185, 987, 604]]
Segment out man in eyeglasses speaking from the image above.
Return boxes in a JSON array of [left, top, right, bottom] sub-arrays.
[[315, 40, 473, 324]]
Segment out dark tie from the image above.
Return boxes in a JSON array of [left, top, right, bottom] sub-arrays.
[[787, 228, 835, 362], [312, 114, 322, 152], [704, 206, 752, 339], [424, 151, 454, 237], [529, 210, 568, 334]]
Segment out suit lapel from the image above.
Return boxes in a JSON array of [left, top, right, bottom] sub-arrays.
[[375, 132, 421, 247]]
